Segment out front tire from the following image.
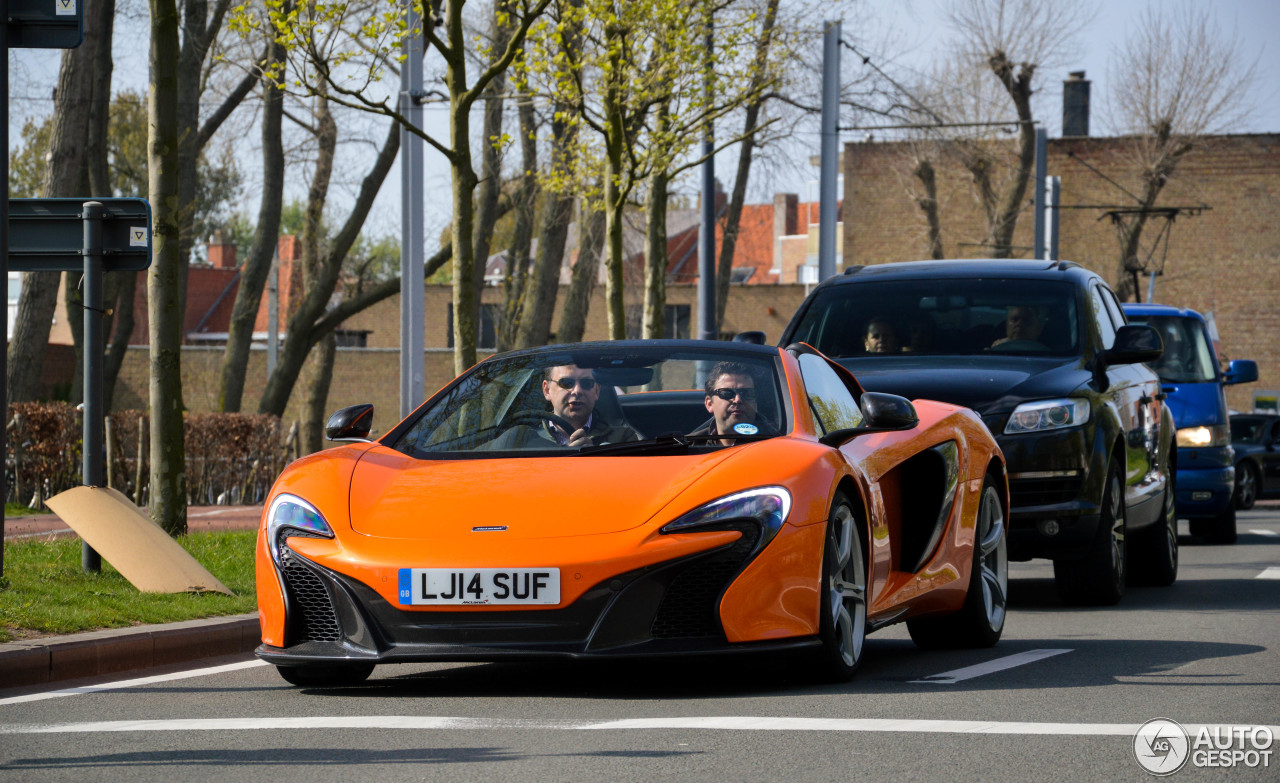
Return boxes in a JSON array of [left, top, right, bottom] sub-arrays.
[[1190, 507, 1237, 544], [1129, 475, 1178, 587], [813, 494, 868, 682], [908, 479, 1007, 649], [1054, 461, 1126, 606], [1235, 463, 1258, 510], [276, 662, 375, 687]]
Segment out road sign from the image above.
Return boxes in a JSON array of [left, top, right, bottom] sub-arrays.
[[8, 198, 151, 272], [6, 0, 84, 48]]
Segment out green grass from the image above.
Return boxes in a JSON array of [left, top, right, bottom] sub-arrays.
[[5, 503, 48, 517], [0, 530, 258, 643]]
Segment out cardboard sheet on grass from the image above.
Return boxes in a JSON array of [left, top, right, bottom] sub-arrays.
[[45, 486, 233, 595]]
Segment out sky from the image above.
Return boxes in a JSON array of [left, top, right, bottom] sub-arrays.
[[7, 0, 1280, 242]]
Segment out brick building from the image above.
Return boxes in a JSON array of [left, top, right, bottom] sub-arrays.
[[842, 132, 1280, 411]]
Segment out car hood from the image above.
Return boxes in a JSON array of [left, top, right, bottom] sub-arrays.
[[1159, 380, 1226, 430], [835, 355, 1093, 415], [346, 445, 739, 539]]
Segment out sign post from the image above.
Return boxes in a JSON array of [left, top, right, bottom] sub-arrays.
[[7, 198, 152, 572], [2, 0, 87, 581]]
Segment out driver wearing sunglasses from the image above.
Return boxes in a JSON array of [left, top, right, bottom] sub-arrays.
[[538, 364, 639, 447], [691, 361, 769, 446]]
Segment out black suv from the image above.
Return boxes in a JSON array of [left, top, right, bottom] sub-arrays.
[[780, 259, 1176, 605]]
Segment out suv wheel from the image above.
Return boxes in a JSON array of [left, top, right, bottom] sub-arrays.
[[1129, 476, 1178, 587], [1054, 461, 1125, 606]]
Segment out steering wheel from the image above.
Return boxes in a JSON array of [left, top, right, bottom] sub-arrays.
[[497, 410, 576, 440], [988, 339, 1048, 352]]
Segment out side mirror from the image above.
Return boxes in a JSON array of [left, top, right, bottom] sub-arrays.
[[860, 392, 919, 430], [325, 404, 374, 442], [1104, 324, 1163, 366], [732, 330, 766, 345], [1224, 360, 1258, 386], [818, 392, 918, 447]]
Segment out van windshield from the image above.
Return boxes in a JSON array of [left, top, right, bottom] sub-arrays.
[[1126, 315, 1217, 383], [788, 279, 1080, 357]]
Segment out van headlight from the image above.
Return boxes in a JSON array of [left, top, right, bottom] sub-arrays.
[[1176, 425, 1227, 448], [1004, 399, 1091, 434]]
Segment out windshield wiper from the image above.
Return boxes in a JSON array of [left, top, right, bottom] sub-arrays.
[[574, 431, 777, 456]]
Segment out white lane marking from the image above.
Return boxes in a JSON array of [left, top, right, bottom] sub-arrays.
[[1257, 567, 1280, 580], [0, 660, 268, 706], [2, 715, 1278, 737], [909, 649, 1071, 684], [1249, 529, 1279, 537]]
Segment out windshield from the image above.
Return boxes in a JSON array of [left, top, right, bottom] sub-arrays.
[[789, 278, 1080, 357], [391, 345, 788, 457], [1125, 315, 1217, 383]]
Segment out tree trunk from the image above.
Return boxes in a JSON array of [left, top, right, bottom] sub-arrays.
[[298, 332, 336, 455], [7, 15, 98, 402], [643, 169, 669, 339], [497, 96, 539, 352], [557, 195, 604, 343], [913, 158, 945, 259], [219, 42, 283, 412], [103, 271, 138, 409], [715, 0, 778, 327], [148, 0, 189, 535], [986, 54, 1036, 258], [602, 25, 628, 341], [471, 0, 513, 316], [514, 111, 575, 349]]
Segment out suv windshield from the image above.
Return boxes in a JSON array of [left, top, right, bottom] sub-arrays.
[[1124, 315, 1217, 383], [788, 278, 1080, 358], [391, 345, 788, 457]]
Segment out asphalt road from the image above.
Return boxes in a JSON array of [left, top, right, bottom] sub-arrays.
[[1, 510, 1277, 782]]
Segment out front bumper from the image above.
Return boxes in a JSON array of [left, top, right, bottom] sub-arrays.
[[1174, 446, 1234, 518], [986, 419, 1104, 561], [259, 528, 819, 666]]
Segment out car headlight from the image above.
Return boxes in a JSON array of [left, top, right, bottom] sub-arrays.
[[660, 487, 792, 556], [1176, 425, 1228, 448], [267, 493, 334, 565], [1003, 398, 1091, 434]]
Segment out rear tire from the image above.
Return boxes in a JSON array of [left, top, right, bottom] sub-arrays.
[[908, 479, 1007, 649], [812, 494, 868, 682], [1190, 507, 1237, 544], [1235, 463, 1258, 510], [1129, 476, 1178, 587], [276, 662, 375, 687], [1054, 461, 1126, 606]]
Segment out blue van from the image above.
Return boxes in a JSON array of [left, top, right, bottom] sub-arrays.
[[1122, 304, 1257, 543]]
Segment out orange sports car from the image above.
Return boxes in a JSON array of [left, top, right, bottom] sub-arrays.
[[256, 340, 1008, 686]]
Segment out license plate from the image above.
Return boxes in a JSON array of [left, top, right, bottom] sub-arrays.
[[397, 568, 561, 606]]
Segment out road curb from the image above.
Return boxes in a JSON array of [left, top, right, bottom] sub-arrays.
[[0, 613, 260, 689]]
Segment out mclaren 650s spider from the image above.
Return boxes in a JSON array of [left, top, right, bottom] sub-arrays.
[[256, 340, 1008, 686]]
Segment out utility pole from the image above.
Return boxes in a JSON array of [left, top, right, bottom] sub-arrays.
[[697, 2, 715, 342], [1033, 127, 1047, 259], [817, 19, 840, 281], [400, 3, 425, 418]]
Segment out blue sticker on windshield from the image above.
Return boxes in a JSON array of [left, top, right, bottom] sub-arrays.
[[733, 423, 759, 435]]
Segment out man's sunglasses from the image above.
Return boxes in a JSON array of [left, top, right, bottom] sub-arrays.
[[553, 377, 597, 390], [710, 387, 756, 401]]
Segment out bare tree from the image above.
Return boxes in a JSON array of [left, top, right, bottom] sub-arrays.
[[1104, 2, 1256, 300]]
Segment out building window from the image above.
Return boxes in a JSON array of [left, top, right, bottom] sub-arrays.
[[334, 329, 370, 348], [625, 304, 691, 339], [447, 303, 501, 349]]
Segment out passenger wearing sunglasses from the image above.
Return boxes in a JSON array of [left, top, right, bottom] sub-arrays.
[[537, 365, 639, 447], [691, 361, 770, 446]]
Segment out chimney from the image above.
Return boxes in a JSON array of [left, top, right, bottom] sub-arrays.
[[207, 229, 237, 269], [1062, 71, 1090, 137], [773, 193, 798, 273]]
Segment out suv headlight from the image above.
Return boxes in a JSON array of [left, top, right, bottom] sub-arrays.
[[1004, 398, 1091, 434], [1176, 425, 1228, 448], [661, 487, 792, 556], [267, 494, 334, 565]]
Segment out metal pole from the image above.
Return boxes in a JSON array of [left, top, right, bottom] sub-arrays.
[[1, 0, 9, 580], [697, 5, 715, 341], [817, 19, 840, 281], [1033, 127, 1047, 259], [1047, 176, 1061, 261], [1146, 271, 1158, 303], [82, 202, 104, 573], [400, 2, 425, 418]]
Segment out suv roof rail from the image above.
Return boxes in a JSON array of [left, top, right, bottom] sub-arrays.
[[843, 265, 863, 275]]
